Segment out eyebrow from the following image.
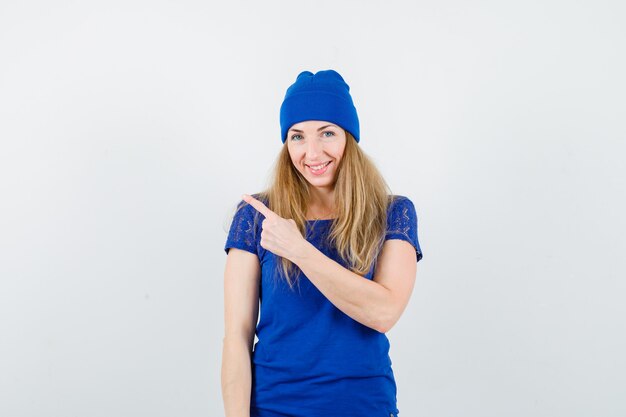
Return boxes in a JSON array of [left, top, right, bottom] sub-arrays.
[[288, 124, 338, 133]]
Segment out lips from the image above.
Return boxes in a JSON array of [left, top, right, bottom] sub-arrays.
[[306, 161, 331, 175], [306, 161, 331, 170]]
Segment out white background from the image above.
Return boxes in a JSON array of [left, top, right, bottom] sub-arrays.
[[1, 1, 624, 416]]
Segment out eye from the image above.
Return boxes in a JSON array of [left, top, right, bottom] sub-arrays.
[[290, 133, 303, 141], [322, 131, 335, 137]]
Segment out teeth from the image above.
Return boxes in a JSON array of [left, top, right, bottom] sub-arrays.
[[309, 162, 330, 170]]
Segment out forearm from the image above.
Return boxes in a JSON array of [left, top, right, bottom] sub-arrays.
[[221, 336, 252, 417], [292, 241, 392, 333]]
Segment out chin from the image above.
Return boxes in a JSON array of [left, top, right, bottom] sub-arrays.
[[307, 178, 334, 188]]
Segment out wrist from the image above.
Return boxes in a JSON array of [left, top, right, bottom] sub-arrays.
[[289, 238, 316, 266]]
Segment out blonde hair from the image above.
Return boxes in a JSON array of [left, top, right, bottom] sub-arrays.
[[248, 130, 394, 291]]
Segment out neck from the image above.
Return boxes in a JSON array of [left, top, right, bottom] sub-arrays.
[[307, 186, 335, 219]]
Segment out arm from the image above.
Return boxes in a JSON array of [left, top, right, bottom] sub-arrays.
[[221, 248, 260, 417], [240, 193, 419, 334], [292, 238, 417, 333]]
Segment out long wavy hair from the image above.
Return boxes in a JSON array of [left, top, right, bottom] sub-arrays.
[[245, 130, 394, 291]]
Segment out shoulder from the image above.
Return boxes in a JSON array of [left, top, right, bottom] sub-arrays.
[[235, 192, 268, 211], [224, 193, 267, 255], [385, 194, 418, 236], [231, 192, 268, 225], [384, 194, 423, 261], [387, 194, 417, 218]]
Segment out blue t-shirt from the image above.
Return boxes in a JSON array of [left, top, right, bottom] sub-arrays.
[[224, 194, 423, 417]]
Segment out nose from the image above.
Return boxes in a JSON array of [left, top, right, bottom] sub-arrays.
[[305, 138, 323, 159]]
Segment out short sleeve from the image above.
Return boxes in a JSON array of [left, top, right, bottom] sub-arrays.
[[385, 195, 423, 262], [224, 199, 260, 256]]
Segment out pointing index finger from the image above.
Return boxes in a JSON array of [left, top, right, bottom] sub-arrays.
[[242, 194, 276, 219]]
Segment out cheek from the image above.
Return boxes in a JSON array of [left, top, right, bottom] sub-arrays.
[[335, 137, 347, 158], [287, 148, 297, 164], [288, 147, 304, 160], [288, 153, 304, 171], [335, 145, 346, 161]]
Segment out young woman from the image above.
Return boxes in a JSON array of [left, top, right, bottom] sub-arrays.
[[221, 69, 423, 417]]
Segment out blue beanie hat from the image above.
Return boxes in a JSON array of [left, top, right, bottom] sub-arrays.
[[279, 69, 360, 143]]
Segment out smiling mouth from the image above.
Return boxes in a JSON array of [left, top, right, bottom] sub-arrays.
[[306, 161, 331, 170]]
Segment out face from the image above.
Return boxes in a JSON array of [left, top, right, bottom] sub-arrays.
[[286, 120, 347, 191]]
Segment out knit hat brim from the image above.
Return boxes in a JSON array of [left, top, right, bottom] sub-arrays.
[[280, 87, 360, 143]]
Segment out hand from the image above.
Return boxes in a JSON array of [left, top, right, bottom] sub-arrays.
[[242, 194, 309, 263]]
